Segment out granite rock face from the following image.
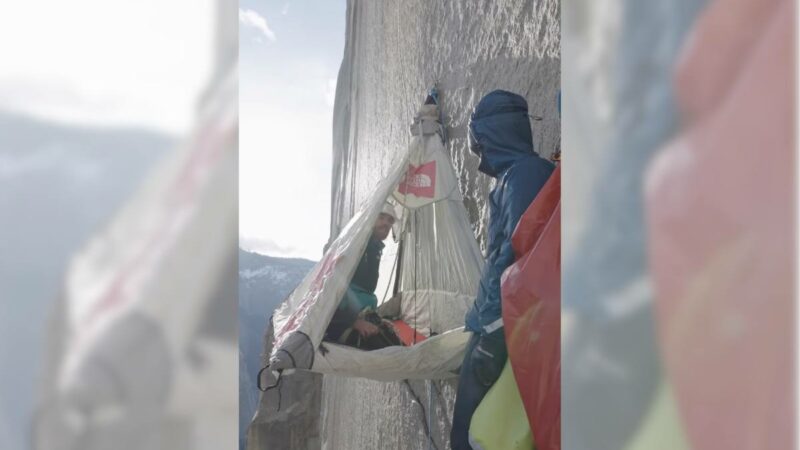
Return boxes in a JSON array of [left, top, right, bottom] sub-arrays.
[[331, 0, 560, 254], [246, 322, 323, 450], [241, 251, 317, 450]]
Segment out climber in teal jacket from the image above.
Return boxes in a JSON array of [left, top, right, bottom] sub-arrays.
[[325, 203, 396, 343], [451, 90, 555, 450]]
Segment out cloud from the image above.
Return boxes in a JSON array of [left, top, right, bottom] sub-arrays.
[[239, 8, 276, 42], [281, 3, 290, 15]]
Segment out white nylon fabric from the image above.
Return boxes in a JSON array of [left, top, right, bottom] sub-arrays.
[[269, 157, 408, 368], [388, 290, 474, 338], [396, 197, 484, 300], [392, 104, 459, 210], [268, 100, 483, 380], [312, 328, 470, 380]]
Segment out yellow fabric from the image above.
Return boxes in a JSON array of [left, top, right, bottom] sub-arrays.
[[468, 361, 535, 450], [623, 381, 690, 450]]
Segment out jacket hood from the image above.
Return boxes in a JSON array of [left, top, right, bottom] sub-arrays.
[[468, 90, 534, 177]]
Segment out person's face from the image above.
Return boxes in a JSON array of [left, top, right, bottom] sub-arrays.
[[372, 212, 395, 241]]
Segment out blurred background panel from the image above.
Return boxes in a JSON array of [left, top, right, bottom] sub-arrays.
[[0, 1, 238, 449], [562, 0, 795, 449]]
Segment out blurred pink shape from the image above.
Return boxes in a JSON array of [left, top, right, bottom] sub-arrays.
[[646, 0, 795, 449], [674, 0, 779, 122]]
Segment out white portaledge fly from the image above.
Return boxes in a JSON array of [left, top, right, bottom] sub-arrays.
[[261, 94, 484, 384]]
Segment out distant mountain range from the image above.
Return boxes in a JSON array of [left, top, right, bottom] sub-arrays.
[[238, 248, 315, 449]]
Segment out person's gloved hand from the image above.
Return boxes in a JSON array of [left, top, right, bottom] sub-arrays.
[[471, 328, 508, 387]]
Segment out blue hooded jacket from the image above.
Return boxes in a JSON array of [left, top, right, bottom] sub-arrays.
[[465, 90, 555, 335]]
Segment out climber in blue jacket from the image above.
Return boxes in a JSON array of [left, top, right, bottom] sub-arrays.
[[451, 90, 555, 449]]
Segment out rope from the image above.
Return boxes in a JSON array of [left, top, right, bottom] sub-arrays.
[[256, 368, 284, 411], [413, 208, 418, 344], [425, 86, 448, 447], [427, 380, 434, 450], [393, 236, 405, 298], [403, 380, 440, 450], [379, 237, 402, 304]]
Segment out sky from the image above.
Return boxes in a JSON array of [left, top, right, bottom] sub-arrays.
[[0, 0, 215, 135], [239, 0, 347, 260]]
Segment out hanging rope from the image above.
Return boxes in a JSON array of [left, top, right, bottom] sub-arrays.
[[403, 380, 440, 450], [392, 237, 405, 298], [256, 368, 284, 411], [427, 380, 434, 450], [413, 208, 418, 344], [427, 83, 452, 446], [379, 235, 402, 304]]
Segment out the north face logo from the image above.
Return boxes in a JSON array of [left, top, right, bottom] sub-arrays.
[[406, 173, 432, 188], [398, 161, 436, 198]]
